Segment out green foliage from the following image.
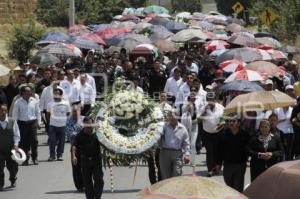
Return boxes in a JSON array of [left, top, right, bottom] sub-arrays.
[[250, 0, 300, 43], [36, 0, 69, 27], [171, 0, 203, 13], [7, 20, 45, 65]]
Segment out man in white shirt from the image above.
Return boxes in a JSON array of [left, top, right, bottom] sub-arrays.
[[60, 69, 81, 104], [185, 56, 199, 74], [164, 68, 183, 104], [79, 74, 95, 116], [12, 86, 41, 166], [25, 64, 38, 76], [198, 94, 224, 177], [47, 88, 71, 161], [175, 73, 194, 110], [0, 103, 20, 190]]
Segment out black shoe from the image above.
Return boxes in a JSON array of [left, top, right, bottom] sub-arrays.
[[22, 161, 29, 166], [10, 181, 16, 188], [0, 187, 3, 191], [32, 159, 39, 165], [48, 157, 55, 162], [206, 171, 213, 177], [57, 157, 63, 161]]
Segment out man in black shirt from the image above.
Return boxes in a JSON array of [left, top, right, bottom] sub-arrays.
[[217, 115, 250, 192], [72, 117, 104, 199]]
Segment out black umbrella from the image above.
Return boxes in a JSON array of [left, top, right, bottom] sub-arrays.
[[30, 53, 61, 67], [254, 32, 279, 41], [215, 48, 263, 64]]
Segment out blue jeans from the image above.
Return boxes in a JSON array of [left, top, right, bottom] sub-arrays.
[[49, 126, 66, 158]]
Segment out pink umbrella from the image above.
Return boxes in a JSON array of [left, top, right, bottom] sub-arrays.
[[68, 24, 89, 36], [256, 49, 273, 61], [220, 59, 246, 73], [97, 27, 132, 40], [63, 43, 82, 57], [224, 69, 267, 83], [78, 33, 106, 46], [267, 49, 288, 60], [205, 40, 230, 51]]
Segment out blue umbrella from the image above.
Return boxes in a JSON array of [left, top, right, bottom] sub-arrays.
[[165, 21, 187, 33], [41, 32, 71, 43], [143, 25, 173, 42], [222, 80, 264, 92]]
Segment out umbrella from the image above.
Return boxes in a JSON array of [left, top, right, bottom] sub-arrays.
[[224, 90, 296, 114], [106, 33, 151, 46], [92, 24, 112, 32], [165, 21, 187, 33], [280, 45, 300, 54], [215, 48, 265, 64], [78, 33, 106, 46], [105, 46, 122, 54], [140, 176, 246, 199], [63, 43, 82, 57], [30, 53, 61, 67], [176, 12, 192, 19], [220, 59, 246, 73], [172, 29, 209, 43], [246, 61, 286, 77], [254, 32, 279, 40], [203, 31, 219, 40], [68, 24, 90, 36], [72, 38, 102, 50], [225, 23, 245, 33], [37, 43, 78, 59], [97, 27, 132, 40], [0, 64, 10, 76], [117, 21, 137, 29], [148, 16, 170, 26], [256, 37, 282, 49], [234, 32, 255, 38], [222, 80, 264, 92], [119, 15, 140, 22], [205, 40, 230, 51], [226, 17, 245, 26], [267, 49, 288, 60], [213, 29, 229, 40], [153, 40, 178, 52], [115, 38, 145, 51], [143, 5, 169, 14], [143, 25, 173, 42], [244, 160, 300, 199], [256, 49, 273, 61], [133, 22, 152, 32], [37, 32, 73, 47], [227, 34, 259, 48], [224, 69, 267, 83], [194, 21, 216, 32]]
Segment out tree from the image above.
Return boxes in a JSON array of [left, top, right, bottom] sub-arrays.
[[171, 0, 202, 13], [7, 20, 45, 65]]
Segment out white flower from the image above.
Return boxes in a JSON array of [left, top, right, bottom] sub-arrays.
[[114, 108, 124, 116], [135, 104, 144, 114], [125, 112, 134, 119]]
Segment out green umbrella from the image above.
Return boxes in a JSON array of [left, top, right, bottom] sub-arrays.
[[143, 5, 169, 14]]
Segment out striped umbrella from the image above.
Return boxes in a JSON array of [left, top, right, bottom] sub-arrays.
[[256, 49, 273, 61], [228, 34, 259, 48], [205, 40, 230, 51], [37, 43, 78, 59], [220, 59, 246, 73], [30, 53, 61, 67], [224, 69, 267, 83]]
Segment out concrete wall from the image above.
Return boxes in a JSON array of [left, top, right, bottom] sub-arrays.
[[0, 0, 36, 23]]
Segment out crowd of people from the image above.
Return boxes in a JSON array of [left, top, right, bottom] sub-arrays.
[[0, 35, 300, 198]]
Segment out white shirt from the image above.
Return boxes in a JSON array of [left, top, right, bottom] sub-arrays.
[[80, 83, 95, 105], [26, 68, 38, 76], [198, 103, 224, 133], [187, 63, 199, 74], [60, 79, 81, 104], [164, 77, 183, 97], [0, 116, 20, 145], [274, 107, 294, 134], [77, 74, 96, 101], [12, 97, 41, 124], [175, 82, 190, 106], [47, 100, 71, 127], [40, 85, 65, 111], [127, 85, 144, 93]]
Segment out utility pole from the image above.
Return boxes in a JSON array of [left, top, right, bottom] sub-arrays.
[[69, 0, 75, 27]]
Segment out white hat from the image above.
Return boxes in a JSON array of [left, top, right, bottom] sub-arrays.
[[285, 85, 294, 90], [11, 149, 26, 165]]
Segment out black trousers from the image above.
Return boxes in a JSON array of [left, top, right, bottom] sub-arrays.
[[196, 122, 203, 152], [203, 131, 222, 172], [81, 156, 104, 199], [281, 133, 294, 160], [71, 151, 84, 191], [18, 120, 38, 161], [81, 105, 91, 116], [147, 150, 162, 184], [223, 162, 246, 193], [0, 153, 18, 188]]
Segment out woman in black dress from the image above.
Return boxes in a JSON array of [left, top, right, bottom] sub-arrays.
[[247, 120, 284, 181]]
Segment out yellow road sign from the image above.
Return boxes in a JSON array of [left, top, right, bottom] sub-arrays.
[[232, 2, 244, 14], [259, 8, 278, 26]]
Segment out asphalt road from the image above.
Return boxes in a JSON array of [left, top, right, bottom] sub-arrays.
[[1, 130, 251, 199]]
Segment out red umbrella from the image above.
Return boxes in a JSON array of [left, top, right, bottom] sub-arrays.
[[78, 33, 106, 46], [205, 40, 230, 51], [68, 24, 89, 36], [220, 59, 246, 73], [97, 27, 132, 40], [224, 69, 267, 83]]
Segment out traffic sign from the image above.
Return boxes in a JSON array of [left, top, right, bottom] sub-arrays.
[[232, 2, 244, 14], [259, 8, 278, 26]]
